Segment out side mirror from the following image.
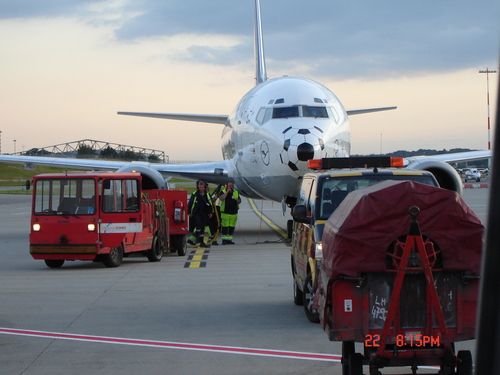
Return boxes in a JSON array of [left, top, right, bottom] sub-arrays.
[[291, 204, 311, 223]]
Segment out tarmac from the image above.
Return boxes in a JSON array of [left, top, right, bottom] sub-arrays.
[[0, 189, 489, 374]]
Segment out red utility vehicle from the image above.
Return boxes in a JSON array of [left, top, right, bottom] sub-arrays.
[[29, 172, 188, 268]]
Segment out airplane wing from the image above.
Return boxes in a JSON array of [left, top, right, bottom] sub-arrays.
[[405, 150, 492, 164], [346, 106, 397, 116], [117, 112, 228, 125], [0, 154, 232, 185]]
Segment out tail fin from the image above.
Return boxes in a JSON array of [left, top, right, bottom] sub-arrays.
[[254, 0, 267, 85]]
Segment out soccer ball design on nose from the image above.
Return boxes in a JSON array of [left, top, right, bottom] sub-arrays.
[[280, 127, 326, 174]]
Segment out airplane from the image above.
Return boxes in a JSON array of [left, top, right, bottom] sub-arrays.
[[0, 0, 491, 206]]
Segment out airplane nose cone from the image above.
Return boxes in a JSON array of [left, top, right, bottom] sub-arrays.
[[297, 142, 315, 161]]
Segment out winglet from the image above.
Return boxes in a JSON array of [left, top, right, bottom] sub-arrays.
[[254, 0, 267, 85]]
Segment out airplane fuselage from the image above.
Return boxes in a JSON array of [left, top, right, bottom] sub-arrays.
[[222, 76, 350, 201]]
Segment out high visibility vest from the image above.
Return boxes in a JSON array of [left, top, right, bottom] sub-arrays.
[[219, 187, 240, 214]]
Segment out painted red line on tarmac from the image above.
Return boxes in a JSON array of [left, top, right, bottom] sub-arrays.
[[0, 327, 341, 363], [463, 183, 489, 189]]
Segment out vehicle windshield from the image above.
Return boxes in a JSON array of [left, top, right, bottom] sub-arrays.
[[34, 178, 96, 215], [317, 174, 437, 220]]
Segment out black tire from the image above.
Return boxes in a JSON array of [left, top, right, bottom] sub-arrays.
[[342, 341, 355, 375], [348, 353, 363, 375], [147, 235, 163, 262], [103, 246, 123, 268], [44, 259, 64, 268], [293, 280, 303, 306], [291, 256, 303, 305], [303, 273, 320, 323], [456, 350, 473, 375], [287, 219, 293, 240], [171, 235, 187, 256]]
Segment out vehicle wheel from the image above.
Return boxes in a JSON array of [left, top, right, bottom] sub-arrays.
[[287, 219, 293, 240], [303, 273, 320, 323], [103, 246, 123, 268], [476, 177, 480, 182], [293, 280, 304, 306], [342, 341, 355, 375], [171, 235, 187, 256], [147, 235, 163, 262], [348, 353, 363, 375], [456, 350, 472, 375], [44, 259, 64, 268]]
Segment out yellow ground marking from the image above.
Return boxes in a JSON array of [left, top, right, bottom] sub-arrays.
[[247, 198, 288, 239], [189, 261, 201, 269]]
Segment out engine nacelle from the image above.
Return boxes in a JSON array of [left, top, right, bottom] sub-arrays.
[[117, 164, 168, 190], [406, 160, 463, 195]]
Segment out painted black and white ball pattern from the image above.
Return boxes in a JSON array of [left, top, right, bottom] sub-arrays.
[[279, 127, 326, 173]]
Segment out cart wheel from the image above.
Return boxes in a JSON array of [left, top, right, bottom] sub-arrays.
[[147, 235, 163, 262], [44, 259, 64, 268], [103, 246, 123, 268], [342, 341, 355, 375], [303, 273, 320, 323], [348, 353, 363, 375], [456, 350, 472, 375]]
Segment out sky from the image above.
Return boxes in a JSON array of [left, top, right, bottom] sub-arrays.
[[0, 0, 499, 160]]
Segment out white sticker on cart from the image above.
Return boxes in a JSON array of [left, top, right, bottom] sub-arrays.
[[344, 299, 353, 312], [100, 222, 142, 233]]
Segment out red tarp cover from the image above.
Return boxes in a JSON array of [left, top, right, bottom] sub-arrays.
[[321, 180, 484, 279]]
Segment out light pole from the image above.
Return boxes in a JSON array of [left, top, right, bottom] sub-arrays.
[[13, 139, 16, 154], [479, 68, 497, 150], [0, 130, 2, 154]]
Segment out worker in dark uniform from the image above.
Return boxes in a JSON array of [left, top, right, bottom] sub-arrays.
[[208, 184, 222, 245], [218, 181, 241, 245], [188, 180, 214, 247]]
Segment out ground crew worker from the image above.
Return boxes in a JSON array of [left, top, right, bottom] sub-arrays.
[[188, 180, 214, 247], [218, 181, 241, 245], [208, 184, 223, 246]]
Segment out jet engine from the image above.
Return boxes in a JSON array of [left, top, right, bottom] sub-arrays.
[[406, 160, 463, 195], [117, 164, 168, 190]]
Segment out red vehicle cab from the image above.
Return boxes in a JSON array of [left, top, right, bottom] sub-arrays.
[[30, 172, 188, 269]]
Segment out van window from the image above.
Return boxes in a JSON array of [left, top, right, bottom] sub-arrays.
[[34, 179, 96, 215], [102, 179, 139, 213]]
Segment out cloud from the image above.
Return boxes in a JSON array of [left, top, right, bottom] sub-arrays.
[[1, 0, 498, 79], [0, 0, 93, 19]]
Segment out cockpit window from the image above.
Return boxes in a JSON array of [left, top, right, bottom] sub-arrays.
[[272, 106, 299, 119], [258, 104, 335, 124], [303, 106, 328, 118]]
